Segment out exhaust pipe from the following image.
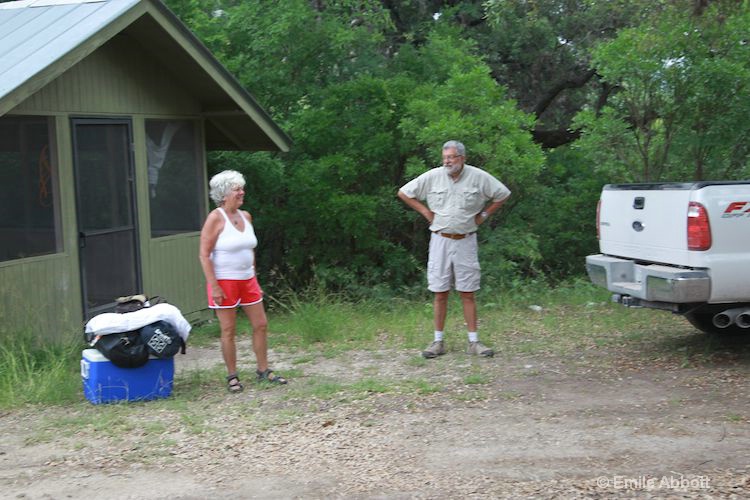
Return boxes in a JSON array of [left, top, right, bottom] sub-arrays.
[[711, 307, 747, 328], [736, 309, 750, 328]]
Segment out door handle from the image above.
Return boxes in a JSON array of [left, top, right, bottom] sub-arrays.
[[79, 232, 86, 248]]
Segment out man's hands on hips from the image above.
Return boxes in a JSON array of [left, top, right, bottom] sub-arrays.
[[398, 190, 434, 224]]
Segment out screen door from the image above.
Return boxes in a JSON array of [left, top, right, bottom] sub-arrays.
[[72, 119, 141, 319]]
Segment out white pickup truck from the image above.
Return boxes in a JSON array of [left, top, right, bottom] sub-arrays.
[[585, 181, 750, 335]]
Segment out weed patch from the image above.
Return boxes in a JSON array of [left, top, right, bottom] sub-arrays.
[[0, 331, 81, 408], [3, 280, 750, 410]]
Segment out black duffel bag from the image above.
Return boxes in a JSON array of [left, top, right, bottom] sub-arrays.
[[93, 331, 149, 368], [139, 320, 184, 358]]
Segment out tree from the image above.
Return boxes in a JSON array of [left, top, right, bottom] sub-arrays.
[[574, 1, 750, 181], [479, 0, 658, 148], [165, 1, 750, 292], [279, 27, 545, 292]]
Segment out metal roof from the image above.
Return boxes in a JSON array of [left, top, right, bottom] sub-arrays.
[[0, 0, 292, 151]]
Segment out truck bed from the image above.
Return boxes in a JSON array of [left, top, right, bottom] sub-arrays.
[[595, 181, 750, 303]]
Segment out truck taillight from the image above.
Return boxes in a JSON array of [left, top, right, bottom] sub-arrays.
[[596, 199, 601, 240], [687, 201, 712, 251]]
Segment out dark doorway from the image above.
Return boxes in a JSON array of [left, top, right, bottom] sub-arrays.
[[72, 118, 141, 319]]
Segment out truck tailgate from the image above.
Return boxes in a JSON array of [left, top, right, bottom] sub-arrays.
[[599, 184, 693, 264], [597, 182, 750, 302]]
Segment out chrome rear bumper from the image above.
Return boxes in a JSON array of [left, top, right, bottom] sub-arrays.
[[586, 254, 710, 303]]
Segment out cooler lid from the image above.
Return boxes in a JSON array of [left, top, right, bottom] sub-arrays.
[[82, 348, 108, 362]]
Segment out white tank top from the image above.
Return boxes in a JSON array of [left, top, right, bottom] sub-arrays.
[[210, 208, 257, 280]]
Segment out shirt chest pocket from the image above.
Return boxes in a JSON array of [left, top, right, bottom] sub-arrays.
[[426, 189, 447, 208], [460, 188, 482, 210]]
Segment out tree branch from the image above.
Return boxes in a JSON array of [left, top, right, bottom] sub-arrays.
[[595, 82, 618, 116], [531, 128, 581, 149], [534, 68, 597, 118]]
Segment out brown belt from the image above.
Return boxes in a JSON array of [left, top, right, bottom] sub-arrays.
[[435, 232, 475, 240]]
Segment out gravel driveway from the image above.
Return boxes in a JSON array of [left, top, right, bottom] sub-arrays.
[[1, 335, 749, 499]]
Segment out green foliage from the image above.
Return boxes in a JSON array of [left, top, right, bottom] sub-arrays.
[[4, 279, 742, 408], [479, 227, 543, 294], [184, 2, 547, 294], [395, 35, 546, 288], [269, 285, 430, 349], [164, 0, 750, 296], [400, 62, 544, 192], [204, 0, 392, 119], [507, 145, 607, 278], [482, 0, 657, 129], [576, 2, 750, 181], [0, 332, 81, 407]]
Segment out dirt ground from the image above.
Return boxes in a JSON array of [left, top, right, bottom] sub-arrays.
[[1, 332, 749, 499]]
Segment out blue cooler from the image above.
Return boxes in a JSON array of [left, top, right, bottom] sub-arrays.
[[81, 348, 174, 404]]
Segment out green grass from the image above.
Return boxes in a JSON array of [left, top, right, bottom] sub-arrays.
[[405, 378, 443, 395], [464, 372, 489, 385], [190, 280, 627, 354], [2, 279, 750, 409], [0, 331, 82, 407], [350, 378, 391, 394], [29, 405, 148, 445], [269, 293, 432, 350], [291, 354, 317, 365], [184, 320, 223, 348], [286, 379, 346, 400]]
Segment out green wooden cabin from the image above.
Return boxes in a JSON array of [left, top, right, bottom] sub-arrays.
[[0, 0, 291, 337]]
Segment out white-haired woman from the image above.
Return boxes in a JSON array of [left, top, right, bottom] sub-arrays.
[[199, 170, 287, 392]]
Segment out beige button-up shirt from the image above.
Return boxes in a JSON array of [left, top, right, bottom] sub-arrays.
[[400, 164, 511, 234]]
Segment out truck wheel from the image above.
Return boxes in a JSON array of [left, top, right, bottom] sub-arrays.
[[684, 310, 748, 335]]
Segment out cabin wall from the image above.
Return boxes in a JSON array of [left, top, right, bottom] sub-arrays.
[[13, 34, 200, 116], [2, 33, 209, 338]]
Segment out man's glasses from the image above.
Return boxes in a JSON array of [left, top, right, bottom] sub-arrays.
[[442, 154, 463, 161]]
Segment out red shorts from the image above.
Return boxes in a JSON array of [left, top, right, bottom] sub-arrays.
[[207, 277, 264, 308]]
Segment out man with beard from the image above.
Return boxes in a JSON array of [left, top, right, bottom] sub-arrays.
[[398, 140, 511, 359]]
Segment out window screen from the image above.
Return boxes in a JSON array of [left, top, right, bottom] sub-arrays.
[[146, 120, 204, 237], [0, 116, 61, 262]]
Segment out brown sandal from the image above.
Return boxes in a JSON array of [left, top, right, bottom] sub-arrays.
[[226, 373, 244, 393], [256, 369, 287, 385]]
